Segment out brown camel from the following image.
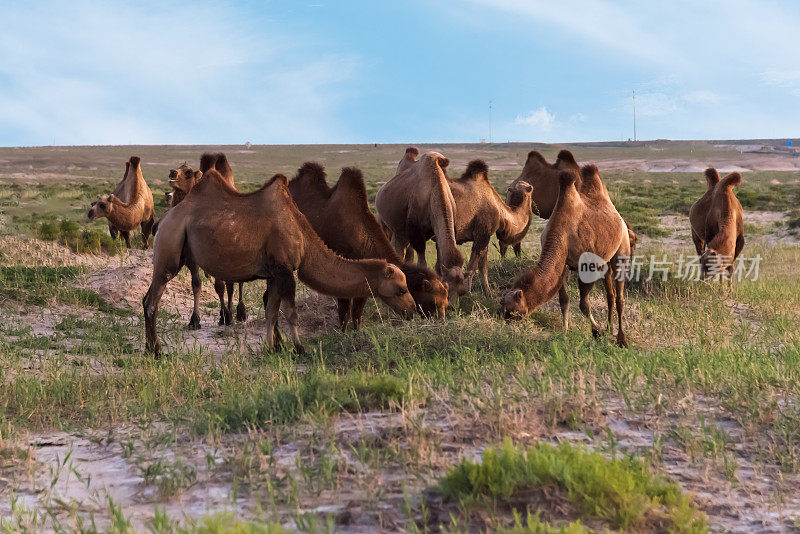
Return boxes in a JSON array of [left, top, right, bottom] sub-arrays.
[[375, 148, 468, 296], [287, 162, 449, 329], [500, 150, 581, 257], [445, 160, 533, 293], [88, 156, 155, 248], [143, 170, 416, 356], [688, 168, 721, 255], [163, 153, 248, 326], [500, 165, 631, 347], [698, 172, 745, 284]]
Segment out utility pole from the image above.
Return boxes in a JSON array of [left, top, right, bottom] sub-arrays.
[[632, 90, 637, 142], [489, 100, 493, 143]]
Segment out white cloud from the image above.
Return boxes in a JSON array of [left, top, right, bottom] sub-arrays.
[[515, 107, 556, 131]]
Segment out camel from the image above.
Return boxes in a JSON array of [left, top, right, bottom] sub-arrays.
[[163, 153, 248, 326], [375, 148, 468, 296], [500, 165, 631, 347], [287, 162, 448, 329], [499, 150, 581, 257], [698, 171, 745, 284], [88, 156, 155, 248], [444, 159, 533, 293], [143, 170, 416, 356], [688, 168, 721, 255]]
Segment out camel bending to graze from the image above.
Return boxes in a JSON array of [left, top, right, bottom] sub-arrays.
[[375, 148, 468, 296], [500, 165, 631, 347], [699, 171, 744, 285], [445, 160, 533, 293], [288, 162, 448, 329], [144, 170, 416, 356], [689, 168, 721, 255], [500, 150, 581, 257], [163, 153, 248, 326], [88, 156, 155, 248]]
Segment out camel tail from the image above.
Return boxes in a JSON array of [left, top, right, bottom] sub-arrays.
[[719, 172, 741, 189], [704, 168, 720, 189]]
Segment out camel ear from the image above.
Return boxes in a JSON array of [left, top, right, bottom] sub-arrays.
[[512, 289, 523, 302], [108, 194, 119, 203], [518, 181, 532, 193], [383, 265, 395, 279], [193, 170, 203, 182], [423, 279, 433, 291]]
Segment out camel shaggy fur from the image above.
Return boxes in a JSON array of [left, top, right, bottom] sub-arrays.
[[375, 148, 468, 296], [500, 165, 631, 347], [698, 171, 745, 284], [288, 162, 449, 329], [144, 170, 415, 356], [88, 156, 155, 248], [446, 160, 533, 293], [688, 168, 721, 255]]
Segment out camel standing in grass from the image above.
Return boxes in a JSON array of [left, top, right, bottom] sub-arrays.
[[375, 148, 468, 296], [88, 156, 155, 248], [445, 160, 533, 293], [144, 170, 415, 356], [500, 165, 631, 347], [288, 163, 449, 329], [161, 153, 250, 327], [697, 172, 745, 284], [500, 150, 581, 257]]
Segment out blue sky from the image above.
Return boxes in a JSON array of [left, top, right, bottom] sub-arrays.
[[1, 1, 799, 146]]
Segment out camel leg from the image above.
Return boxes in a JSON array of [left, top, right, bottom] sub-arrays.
[[614, 276, 628, 348], [478, 248, 490, 294], [558, 275, 570, 330], [214, 279, 232, 326], [578, 279, 602, 338], [225, 282, 235, 322], [187, 262, 201, 330], [466, 234, 490, 293], [236, 282, 247, 322], [274, 264, 304, 354], [350, 298, 367, 330], [108, 224, 118, 240], [499, 242, 508, 258], [691, 229, 705, 256], [411, 238, 427, 268], [141, 217, 154, 249], [513, 243, 522, 258], [143, 272, 174, 357], [121, 230, 131, 249], [603, 271, 615, 332], [337, 298, 352, 331], [262, 283, 282, 351]]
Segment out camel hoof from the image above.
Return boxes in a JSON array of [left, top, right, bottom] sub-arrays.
[[294, 344, 306, 355], [616, 334, 628, 348], [236, 303, 247, 322], [187, 314, 201, 330], [591, 328, 601, 339], [219, 309, 232, 326]]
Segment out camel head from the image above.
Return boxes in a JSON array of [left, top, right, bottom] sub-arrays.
[[498, 180, 533, 248], [168, 164, 201, 193], [401, 264, 449, 318], [369, 263, 416, 318], [442, 266, 468, 298], [499, 288, 529, 320], [88, 194, 116, 220]]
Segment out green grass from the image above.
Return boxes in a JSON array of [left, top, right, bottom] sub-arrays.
[[37, 218, 125, 255], [437, 440, 706, 532]]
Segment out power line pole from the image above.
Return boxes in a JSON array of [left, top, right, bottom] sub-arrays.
[[489, 100, 493, 143], [632, 90, 637, 142]]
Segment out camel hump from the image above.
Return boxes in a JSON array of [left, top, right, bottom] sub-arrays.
[[200, 153, 216, 173], [556, 149, 578, 168], [558, 170, 578, 189], [704, 168, 720, 189], [128, 156, 141, 169], [460, 159, 489, 180], [423, 151, 449, 170], [265, 173, 289, 189], [297, 161, 326, 183], [579, 164, 599, 181], [213, 153, 232, 179], [719, 172, 741, 189], [405, 147, 419, 158], [336, 167, 368, 199], [526, 150, 548, 165]]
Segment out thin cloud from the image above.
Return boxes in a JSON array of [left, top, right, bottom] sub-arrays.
[[515, 107, 556, 131]]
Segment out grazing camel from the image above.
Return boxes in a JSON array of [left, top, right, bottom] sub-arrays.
[[88, 156, 155, 248], [375, 148, 468, 296], [500, 150, 581, 257], [688, 168, 721, 255], [161, 153, 250, 327], [698, 172, 745, 284], [500, 165, 631, 347], [143, 170, 416, 356], [445, 159, 533, 293], [287, 162, 449, 329]]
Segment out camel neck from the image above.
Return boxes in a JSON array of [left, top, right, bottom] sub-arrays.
[[298, 238, 381, 298], [109, 196, 143, 230], [498, 194, 532, 241], [519, 232, 568, 309]]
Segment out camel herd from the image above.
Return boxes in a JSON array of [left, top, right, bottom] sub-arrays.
[[86, 148, 745, 355]]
